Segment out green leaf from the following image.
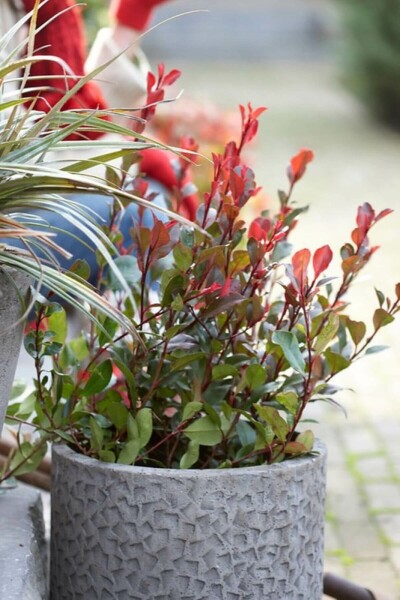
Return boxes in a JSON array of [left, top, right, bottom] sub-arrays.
[[70, 259, 91, 281], [161, 272, 188, 307], [296, 430, 315, 451], [245, 364, 266, 390], [365, 345, 389, 355], [373, 308, 395, 330], [184, 416, 223, 446], [126, 413, 139, 442], [136, 408, 153, 449], [182, 401, 203, 421], [179, 440, 200, 469], [272, 330, 306, 374], [236, 420, 256, 446], [82, 360, 112, 396], [89, 417, 104, 452], [68, 336, 89, 361], [47, 307, 67, 344], [324, 349, 351, 375], [117, 440, 140, 465], [173, 244, 193, 271], [8, 441, 48, 477], [276, 391, 298, 415], [98, 450, 116, 463], [54, 430, 75, 444], [107, 401, 129, 431], [375, 288, 385, 308], [255, 405, 290, 442], [98, 317, 119, 347], [171, 294, 184, 311], [212, 364, 239, 380], [203, 403, 221, 426], [12, 392, 36, 419], [347, 318, 366, 346], [314, 312, 339, 355], [108, 255, 140, 290], [170, 352, 205, 373]]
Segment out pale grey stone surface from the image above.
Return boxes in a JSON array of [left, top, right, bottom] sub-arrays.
[[51, 442, 327, 600], [0, 484, 48, 600], [0, 268, 32, 434]]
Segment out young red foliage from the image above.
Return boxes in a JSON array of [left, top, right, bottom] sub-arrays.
[[292, 248, 311, 291], [288, 148, 314, 185], [313, 245, 333, 280]]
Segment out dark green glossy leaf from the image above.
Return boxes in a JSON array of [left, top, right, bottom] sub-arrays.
[[245, 364, 265, 390], [82, 360, 112, 396], [212, 364, 239, 380], [272, 330, 305, 374], [236, 420, 256, 446], [170, 352, 205, 373]]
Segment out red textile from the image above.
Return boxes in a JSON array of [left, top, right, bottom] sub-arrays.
[[140, 148, 198, 220], [109, 0, 170, 32], [22, 0, 107, 138]]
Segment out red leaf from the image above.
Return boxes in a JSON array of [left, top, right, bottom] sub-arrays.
[[249, 217, 271, 242], [252, 106, 268, 119], [313, 245, 333, 279], [356, 203, 375, 233], [292, 248, 311, 289], [375, 208, 393, 223], [163, 69, 181, 86], [150, 217, 171, 250], [147, 71, 156, 92], [288, 148, 314, 184], [351, 227, 365, 247]]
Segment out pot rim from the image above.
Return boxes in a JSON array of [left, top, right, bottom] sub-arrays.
[[52, 440, 327, 479]]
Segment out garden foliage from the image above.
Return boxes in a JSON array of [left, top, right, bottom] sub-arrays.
[[3, 104, 399, 478], [338, 0, 400, 129]]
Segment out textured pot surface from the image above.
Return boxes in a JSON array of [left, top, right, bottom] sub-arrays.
[[0, 267, 32, 433], [51, 442, 327, 600]]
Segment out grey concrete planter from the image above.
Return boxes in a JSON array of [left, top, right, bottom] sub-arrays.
[[51, 442, 327, 600], [0, 267, 32, 434]]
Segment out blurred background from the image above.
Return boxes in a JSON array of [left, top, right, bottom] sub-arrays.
[[23, 0, 400, 596]]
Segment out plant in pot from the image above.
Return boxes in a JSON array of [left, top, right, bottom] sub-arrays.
[[5, 104, 400, 600], [0, 6, 185, 434]]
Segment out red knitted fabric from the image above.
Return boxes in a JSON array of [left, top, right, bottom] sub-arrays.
[[22, 0, 108, 138], [140, 148, 198, 220], [109, 0, 170, 31]]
